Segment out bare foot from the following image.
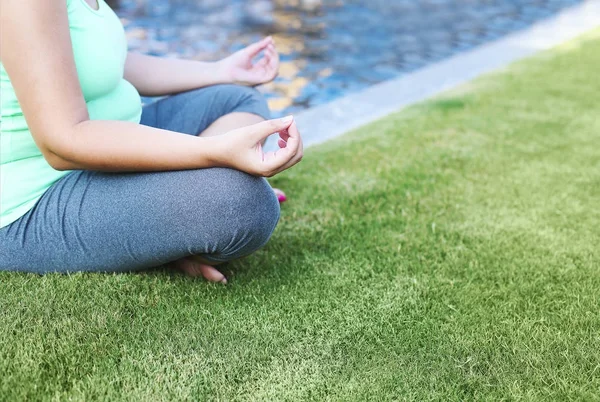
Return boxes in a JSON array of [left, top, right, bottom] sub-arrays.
[[173, 257, 227, 284]]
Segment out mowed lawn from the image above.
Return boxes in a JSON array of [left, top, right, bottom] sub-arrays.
[[2, 32, 600, 401]]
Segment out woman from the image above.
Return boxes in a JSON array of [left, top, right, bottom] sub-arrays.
[[0, 0, 304, 283]]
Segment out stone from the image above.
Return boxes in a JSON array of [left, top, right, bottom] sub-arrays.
[[114, 0, 585, 117]]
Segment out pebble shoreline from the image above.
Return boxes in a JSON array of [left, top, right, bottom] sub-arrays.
[[113, 0, 583, 116]]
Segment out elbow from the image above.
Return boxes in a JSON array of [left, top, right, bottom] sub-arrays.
[[35, 119, 102, 171], [35, 126, 80, 171], [43, 151, 72, 171]]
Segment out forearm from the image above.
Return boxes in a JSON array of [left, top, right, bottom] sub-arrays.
[[45, 120, 221, 171], [124, 52, 230, 96]]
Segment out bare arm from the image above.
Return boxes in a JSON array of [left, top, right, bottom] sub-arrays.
[[124, 37, 279, 96], [124, 53, 228, 97], [0, 0, 301, 175]]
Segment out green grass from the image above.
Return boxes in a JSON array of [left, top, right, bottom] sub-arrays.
[[2, 32, 600, 401]]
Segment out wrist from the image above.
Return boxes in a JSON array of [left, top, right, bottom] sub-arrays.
[[213, 59, 234, 85], [196, 135, 228, 168]]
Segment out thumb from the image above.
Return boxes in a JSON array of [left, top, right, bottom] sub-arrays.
[[245, 115, 294, 142]]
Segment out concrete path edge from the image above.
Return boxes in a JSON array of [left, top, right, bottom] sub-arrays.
[[266, 0, 600, 150]]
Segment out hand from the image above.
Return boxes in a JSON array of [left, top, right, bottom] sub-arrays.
[[218, 37, 280, 86], [214, 116, 303, 177]]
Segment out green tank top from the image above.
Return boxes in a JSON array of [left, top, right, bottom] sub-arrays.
[[0, 0, 142, 228]]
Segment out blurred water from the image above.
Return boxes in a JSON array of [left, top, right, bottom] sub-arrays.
[[114, 0, 583, 116]]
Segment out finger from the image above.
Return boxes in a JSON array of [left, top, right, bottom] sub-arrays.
[[277, 121, 304, 170], [278, 128, 290, 142], [278, 138, 287, 148], [289, 120, 303, 156], [286, 119, 300, 144], [259, 59, 277, 82], [267, 45, 278, 60], [267, 43, 279, 58], [259, 51, 271, 68], [264, 47, 276, 64], [267, 47, 280, 73], [261, 146, 296, 175], [270, 143, 301, 173], [243, 37, 270, 58], [263, 121, 301, 174], [277, 151, 302, 172], [262, 126, 300, 173], [254, 56, 269, 68], [242, 115, 294, 143], [274, 125, 300, 159]]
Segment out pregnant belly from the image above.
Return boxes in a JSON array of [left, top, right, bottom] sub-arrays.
[[87, 79, 142, 123]]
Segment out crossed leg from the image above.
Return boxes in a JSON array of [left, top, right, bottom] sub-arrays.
[[140, 85, 282, 283], [174, 112, 266, 283]]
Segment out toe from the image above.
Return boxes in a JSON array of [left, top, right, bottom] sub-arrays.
[[273, 188, 287, 203], [199, 264, 228, 284], [174, 258, 227, 284]]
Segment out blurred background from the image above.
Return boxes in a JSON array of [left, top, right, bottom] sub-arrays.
[[109, 0, 583, 116]]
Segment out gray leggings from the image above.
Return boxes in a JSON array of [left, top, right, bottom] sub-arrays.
[[0, 85, 279, 274]]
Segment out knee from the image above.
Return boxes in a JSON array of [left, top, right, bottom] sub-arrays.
[[201, 168, 280, 262], [215, 84, 271, 120]]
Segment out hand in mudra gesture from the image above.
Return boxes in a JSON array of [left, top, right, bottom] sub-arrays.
[[218, 36, 280, 86], [216, 115, 303, 177]]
